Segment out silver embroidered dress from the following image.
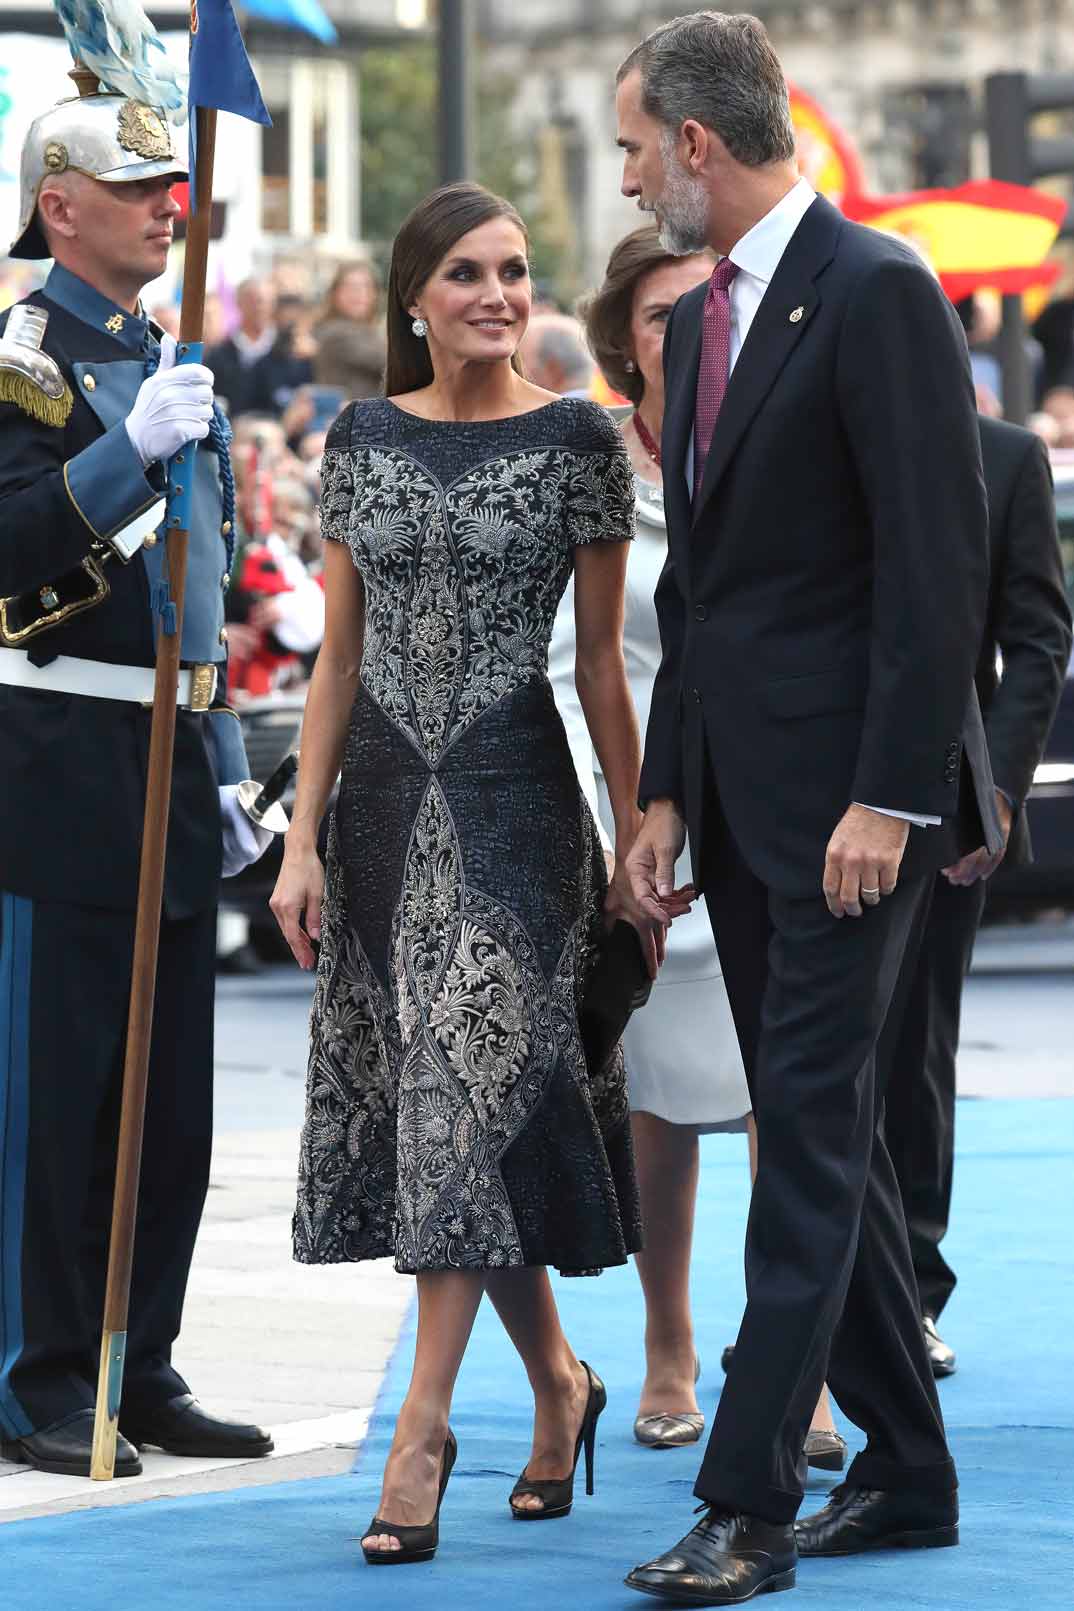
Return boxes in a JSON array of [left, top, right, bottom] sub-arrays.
[[293, 397, 643, 1276]]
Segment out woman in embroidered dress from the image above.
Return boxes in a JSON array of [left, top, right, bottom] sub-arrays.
[[271, 184, 667, 1564]]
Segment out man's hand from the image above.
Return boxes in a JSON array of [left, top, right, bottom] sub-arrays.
[[942, 789, 1012, 887], [125, 332, 215, 467], [625, 799, 696, 927], [823, 803, 910, 918]]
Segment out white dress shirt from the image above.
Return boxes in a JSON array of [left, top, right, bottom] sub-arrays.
[[687, 175, 939, 829]]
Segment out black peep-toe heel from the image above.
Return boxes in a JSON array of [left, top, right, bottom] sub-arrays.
[[361, 1428, 457, 1565], [509, 1361, 606, 1521]]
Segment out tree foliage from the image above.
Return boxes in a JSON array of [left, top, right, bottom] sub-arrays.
[[358, 42, 572, 301]]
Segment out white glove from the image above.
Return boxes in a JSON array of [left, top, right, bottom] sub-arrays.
[[219, 784, 273, 879], [125, 332, 215, 468]]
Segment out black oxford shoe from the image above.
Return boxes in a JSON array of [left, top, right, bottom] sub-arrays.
[[923, 1315, 956, 1378], [626, 1508, 797, 1604], [120, 1394, 274, 1458], [794, 1484, 958, 1556], [1, 1409, 142, 1477]]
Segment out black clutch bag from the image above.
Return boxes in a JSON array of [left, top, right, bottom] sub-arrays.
[[579, 919, 653, 1072]]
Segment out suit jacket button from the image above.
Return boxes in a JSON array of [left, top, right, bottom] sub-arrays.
[[694, 605, 708, 622], [693, 688, 703, 703]]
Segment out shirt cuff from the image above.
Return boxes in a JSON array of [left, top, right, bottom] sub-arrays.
[[63, 421, 163, 545], [855, 802, 941, 829]]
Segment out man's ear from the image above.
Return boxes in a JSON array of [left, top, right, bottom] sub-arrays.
[[680, 119, 714, 175], [37, 182, 78, 243]]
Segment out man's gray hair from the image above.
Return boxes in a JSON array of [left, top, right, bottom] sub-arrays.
[[533, 318, 594, 387], [618, 11, 796, 169]]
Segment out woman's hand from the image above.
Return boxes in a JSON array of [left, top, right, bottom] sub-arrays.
[[604, 860, 667, 980], [270, 841, 325, 970]]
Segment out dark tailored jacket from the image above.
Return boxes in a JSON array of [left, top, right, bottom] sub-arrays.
[[0, 287, 244, 918], [977, 416, 1073, 866], [205, 334, 267, 420], [639, 193, 1001, 897]]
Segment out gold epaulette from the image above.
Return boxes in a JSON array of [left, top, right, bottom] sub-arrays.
[[0, 304, 74, 428], [0, 367, 74, 428]]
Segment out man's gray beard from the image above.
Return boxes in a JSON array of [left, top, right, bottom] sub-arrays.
[[653, 139, 711, 256]]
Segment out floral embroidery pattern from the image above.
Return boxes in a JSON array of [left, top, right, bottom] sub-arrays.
[[295, 400, 641, 1275]]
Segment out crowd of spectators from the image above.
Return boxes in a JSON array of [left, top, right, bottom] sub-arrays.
[[957, 284, 1074, 449]]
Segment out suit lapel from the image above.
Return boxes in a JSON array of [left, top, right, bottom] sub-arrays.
[[662, 283, 705, 543], [692, 195, 843, 524]]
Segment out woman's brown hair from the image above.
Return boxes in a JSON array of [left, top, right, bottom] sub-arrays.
[[580, 225, 712, 406], [318, 259, 381, 325], [385, 181, 530, 398]]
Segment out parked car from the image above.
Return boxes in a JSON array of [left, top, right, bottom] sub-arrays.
[[985, 456, 1074, 919]]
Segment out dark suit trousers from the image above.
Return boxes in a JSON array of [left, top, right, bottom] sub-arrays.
[[693, 773, 956, 1522], [0, 894, 214, 1436], [881, 875, 987, 1320]]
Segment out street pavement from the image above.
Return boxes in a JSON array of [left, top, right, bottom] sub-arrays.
[[1, 914, 1069, 1523]]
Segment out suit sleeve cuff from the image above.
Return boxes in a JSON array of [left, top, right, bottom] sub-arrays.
[[63, 422, 163, 545], [855, 802, 941, 828]]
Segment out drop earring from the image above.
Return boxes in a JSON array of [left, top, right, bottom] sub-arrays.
[[624, 358, 636, 373], [412, 316, 428, 338]]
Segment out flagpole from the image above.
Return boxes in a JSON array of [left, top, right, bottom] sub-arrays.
[[90, 103, 219, 1483]]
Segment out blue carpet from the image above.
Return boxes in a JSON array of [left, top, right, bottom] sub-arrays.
[[4, 1099, 1072, 1610]]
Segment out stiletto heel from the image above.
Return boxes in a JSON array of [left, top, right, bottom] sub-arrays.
[[361, 1428, 457, 1565], [509, 1361, 606, 1520], [583, 1412, 596, 1497]]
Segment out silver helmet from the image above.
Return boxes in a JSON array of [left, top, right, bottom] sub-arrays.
[[9, 92, 187, 260]]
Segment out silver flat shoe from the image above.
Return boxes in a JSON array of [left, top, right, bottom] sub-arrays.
[[803, 1428, 847, 1471], [633, 1411, 705, 1448]]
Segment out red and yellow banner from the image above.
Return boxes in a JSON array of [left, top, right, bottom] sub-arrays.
[[787, 81, 1067, 302], [788, 83, 866, 207], [843, 180, 1067, 300]]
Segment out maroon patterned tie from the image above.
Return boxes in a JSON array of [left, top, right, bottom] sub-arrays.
[[693, 257, 740, 501]]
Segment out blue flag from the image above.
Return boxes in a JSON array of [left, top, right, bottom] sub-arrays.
[[188, 0, 272, 207], [240, 0, 337, 45]]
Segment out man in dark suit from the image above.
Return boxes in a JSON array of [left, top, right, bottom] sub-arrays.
[[615, 14, 1001, 1601], [883, 417, 1072, 1376]]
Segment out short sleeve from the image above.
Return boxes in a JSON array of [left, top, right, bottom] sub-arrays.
[[317, 403, 357, 545], [564, 403, 636, 548]]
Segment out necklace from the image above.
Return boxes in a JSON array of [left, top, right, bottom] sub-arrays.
[[632, 409, 661, 467]]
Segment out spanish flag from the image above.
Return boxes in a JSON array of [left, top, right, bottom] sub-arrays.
[[844, 180, 1067, 301]]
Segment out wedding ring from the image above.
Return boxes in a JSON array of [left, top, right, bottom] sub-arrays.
[[861, 887, 880, 895]]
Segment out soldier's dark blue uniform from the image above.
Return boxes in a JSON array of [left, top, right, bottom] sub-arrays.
[[0, 264, 253, 1455]]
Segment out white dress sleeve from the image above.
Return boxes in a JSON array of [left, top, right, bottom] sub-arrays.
[[547, 572, 614, 855]]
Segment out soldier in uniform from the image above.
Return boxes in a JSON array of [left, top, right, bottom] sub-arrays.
[[0, 85, 274, 1476]]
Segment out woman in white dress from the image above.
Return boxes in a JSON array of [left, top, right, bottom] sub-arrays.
[[549, 227, 845, 1468]]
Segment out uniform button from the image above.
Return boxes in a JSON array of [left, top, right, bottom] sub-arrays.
[[219, 626, 228, 645], [221, 571, 231, 589], [221, 521, 232, 536], [694, 605, 708, 622], [143, 532, 158, 547], [693, 688, 703, 703], [83, 373, 96, 391]]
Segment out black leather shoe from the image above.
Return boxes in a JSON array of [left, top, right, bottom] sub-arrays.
[[626, 1508, 797, 1604], [120, 1394, 273, 1458], [923, 1315, 956, 1378], [1, 1409, 142, 1477], [795, 1484, 958, 1556]]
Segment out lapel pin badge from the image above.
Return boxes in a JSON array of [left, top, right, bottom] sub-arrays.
[[789, 305, 805, 324]]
